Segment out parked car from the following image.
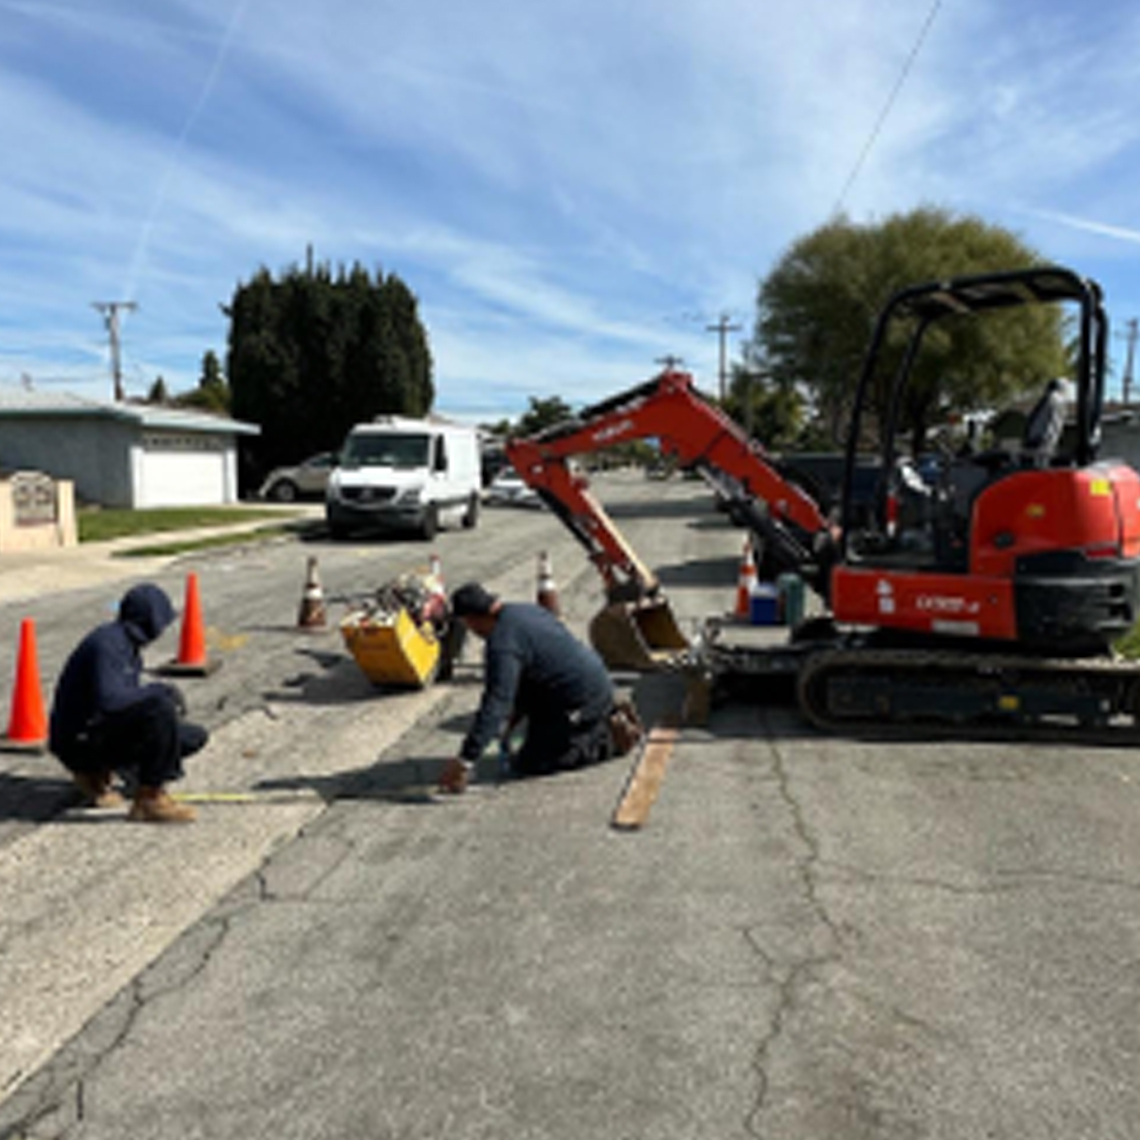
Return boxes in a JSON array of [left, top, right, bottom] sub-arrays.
[[258, 452, 337, 502], [485, 469, 542, 507]]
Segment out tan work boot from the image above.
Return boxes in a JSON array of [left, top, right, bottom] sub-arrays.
[[72, 770, 126, 809], [128, 787, 196, 823]]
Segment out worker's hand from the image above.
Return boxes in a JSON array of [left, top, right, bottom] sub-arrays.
[[438, 757, 471, 795]]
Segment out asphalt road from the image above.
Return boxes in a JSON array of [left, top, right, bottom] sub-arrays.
[[2, 472, 1139, 1139]]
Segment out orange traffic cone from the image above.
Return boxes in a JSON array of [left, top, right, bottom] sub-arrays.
[[297, 556, 327, 630], [537, 551, 561, 616], [3, 618, 47, 752], [735, 539, 757, 619], [161, 572, 220, 676]]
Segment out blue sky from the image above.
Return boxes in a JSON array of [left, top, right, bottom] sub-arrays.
[[3, 0, 1140, 423]]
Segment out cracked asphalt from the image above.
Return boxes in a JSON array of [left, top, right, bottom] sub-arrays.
[[2, 473, 1140, 1138]]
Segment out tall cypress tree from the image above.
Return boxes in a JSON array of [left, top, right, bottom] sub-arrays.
[[226, 257, 435, 488]]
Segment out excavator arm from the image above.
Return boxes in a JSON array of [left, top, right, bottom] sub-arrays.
[[505, 369, 834, 669]]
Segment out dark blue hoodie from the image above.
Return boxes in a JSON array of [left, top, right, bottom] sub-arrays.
[[49, 583, 178, 752]]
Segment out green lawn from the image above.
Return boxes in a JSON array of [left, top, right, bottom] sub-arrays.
[[1115, 622, 1140, 660], [78, 506, 286, 543]]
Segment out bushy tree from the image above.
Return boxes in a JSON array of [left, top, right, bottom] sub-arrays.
[[722, 364, 808, 450], [171, 350, 231, 414], [226, 258, 433, 483], [514, 396, 576, 437], [146, 376, 169, 405], [751, 207, 1070, 451]]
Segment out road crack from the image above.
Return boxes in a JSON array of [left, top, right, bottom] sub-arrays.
[[741, 732, 843, 1138]]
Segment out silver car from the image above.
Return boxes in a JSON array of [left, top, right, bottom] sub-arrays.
[[485, 469, 542, 507], [258, 452, 337, 502]]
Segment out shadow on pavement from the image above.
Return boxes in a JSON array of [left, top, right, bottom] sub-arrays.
[[0, 771, 78, 822], [655, 554, 737, 589], [603, 498, 713, 521], [255, 753, 491, 805]]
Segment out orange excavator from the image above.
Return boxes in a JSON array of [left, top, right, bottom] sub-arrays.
[[505, 266, 1140, 736]]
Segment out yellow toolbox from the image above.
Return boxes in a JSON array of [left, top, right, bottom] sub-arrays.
[[340, 605, 441, 688]]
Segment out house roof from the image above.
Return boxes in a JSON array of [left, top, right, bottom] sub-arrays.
[[0, 389, 260, 435]]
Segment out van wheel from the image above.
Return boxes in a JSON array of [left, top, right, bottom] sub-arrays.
[[462, 492, 479, 529], [420, 504, 439, 541]]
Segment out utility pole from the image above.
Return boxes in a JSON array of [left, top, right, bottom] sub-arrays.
[[705, 313, 741, 402], [1121, 317, 1138, 406], [655, 354, 685, 372], [92, 301, 137, 402]]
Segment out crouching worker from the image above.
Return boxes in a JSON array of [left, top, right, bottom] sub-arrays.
[[49, 583, 208, 823], [438, 582, 615, 795]]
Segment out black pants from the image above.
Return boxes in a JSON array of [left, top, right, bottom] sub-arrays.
[[511, 698, 613, 777], [56, 693, 208, 788]]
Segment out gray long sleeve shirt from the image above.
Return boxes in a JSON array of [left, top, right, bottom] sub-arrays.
[[460, 603, 614, 761]]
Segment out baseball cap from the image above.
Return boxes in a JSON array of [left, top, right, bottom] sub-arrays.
[[451, 582, 498, 617]]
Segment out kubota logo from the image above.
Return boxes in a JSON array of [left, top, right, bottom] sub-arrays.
[[592, 419, 634, 443]]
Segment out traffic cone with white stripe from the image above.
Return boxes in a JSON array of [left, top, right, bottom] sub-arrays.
[[734, 538, 758, 619], [297, 555, 327, 630], [427, 552, 445, 598], [536, 550, 561, 616]]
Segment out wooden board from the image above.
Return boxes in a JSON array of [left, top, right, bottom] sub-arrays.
[[611, 725, 678, 831]]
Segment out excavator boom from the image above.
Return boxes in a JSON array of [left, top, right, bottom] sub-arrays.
[[505, 369, 830, 668]]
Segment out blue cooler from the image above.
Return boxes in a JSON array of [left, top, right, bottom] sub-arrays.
[[749, 583, 779, 625]]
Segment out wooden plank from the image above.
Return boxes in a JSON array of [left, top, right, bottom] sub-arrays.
[[611, 725, 678, 831]]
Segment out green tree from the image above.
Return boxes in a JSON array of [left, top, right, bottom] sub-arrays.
[[514, 395, 575, 437], [173, 350, 231, 414], [226, 257, 434, 484], [722, 364, 807, 450], [751, 207, 1069, 451], [146, 376, 169, 405]]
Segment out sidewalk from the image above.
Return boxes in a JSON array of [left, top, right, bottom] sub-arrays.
[[0, 504, 321, 606]]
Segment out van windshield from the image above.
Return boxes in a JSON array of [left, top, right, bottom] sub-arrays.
[[341, 432, 430, 469]]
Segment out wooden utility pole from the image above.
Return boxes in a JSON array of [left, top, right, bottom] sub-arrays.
[[92, 301, 137, 402], [1121, 317, 1138, 406], [705, 313, 741, 402]]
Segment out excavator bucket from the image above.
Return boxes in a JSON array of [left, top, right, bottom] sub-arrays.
[[589, 598, 690, 671]]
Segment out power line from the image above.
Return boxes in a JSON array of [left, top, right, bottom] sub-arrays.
[[832, 0, 943, 216]]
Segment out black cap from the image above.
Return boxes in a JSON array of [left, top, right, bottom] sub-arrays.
[[451, 582, 498, 617]]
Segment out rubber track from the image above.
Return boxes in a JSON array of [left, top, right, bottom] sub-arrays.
[[795, 646, 1140, 746]]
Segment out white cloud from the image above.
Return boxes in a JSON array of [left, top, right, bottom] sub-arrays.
[[5, 0, 1140, 409]]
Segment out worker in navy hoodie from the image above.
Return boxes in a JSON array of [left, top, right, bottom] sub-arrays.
[[49, 582, 207, 823]]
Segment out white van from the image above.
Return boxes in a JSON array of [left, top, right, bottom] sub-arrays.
[[325, 416, 482, 540]]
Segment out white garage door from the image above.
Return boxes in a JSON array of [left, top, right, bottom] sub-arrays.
[[138, 434, 228, 507]]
